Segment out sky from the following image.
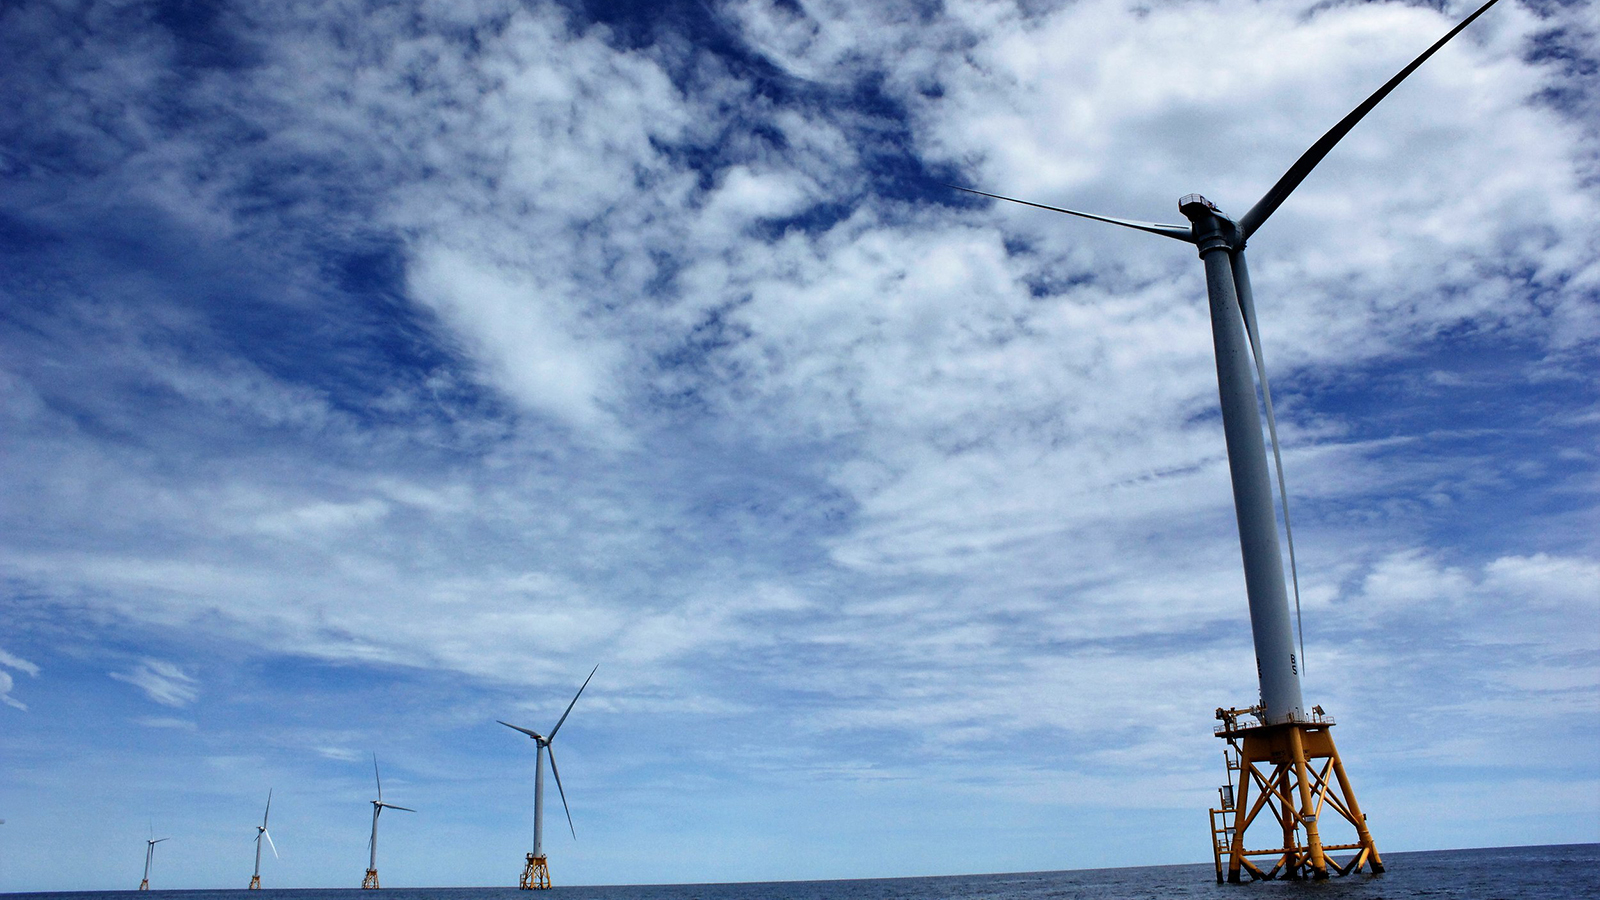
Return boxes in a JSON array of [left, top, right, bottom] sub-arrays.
[[1, 0, 1596, 891]]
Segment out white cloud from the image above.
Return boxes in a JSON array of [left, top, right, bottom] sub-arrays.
[[0, 647, 38, 711], [111, 659, 200, 708], [1482, 553, 1600, 607], [134, 716, 198, 731], [0, 647, 39, 677], [407, 246, 625, 439], [0, 671, 25, 711], [253, 498, 391, 537]]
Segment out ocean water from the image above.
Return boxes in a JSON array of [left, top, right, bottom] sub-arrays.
[[8, 845, 1595, 900]]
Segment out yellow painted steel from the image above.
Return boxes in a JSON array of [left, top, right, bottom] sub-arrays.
[[1208, 706, 1382, 883], [520, 853, 552, 890], [363, 867, 380, 889], [248, 875, 261, 890]]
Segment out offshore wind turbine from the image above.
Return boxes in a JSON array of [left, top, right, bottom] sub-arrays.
[[951, 0, 1503, 882], [362, 754, 415, 889], [137, 832, 167, 891], [499, 664, 597, 890], [247, 789, 278, 890]]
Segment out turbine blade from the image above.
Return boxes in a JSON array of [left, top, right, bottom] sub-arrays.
[[498, 720, 542, 740], [380, 803, 416, 813], [373, 753, 383, 803], [263, 789, 272, 827], [547, 665, 599, 740], [1238, 0, 1503, 239], [943, 184, 1194, 242], [263, 829, 278, 859], [546, 744, 576, 839], [1231, 252, 1307, 674]]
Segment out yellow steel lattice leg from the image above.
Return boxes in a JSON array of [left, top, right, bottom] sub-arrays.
[[363, 868, 380, 889], [1287, 725, 1329, 879], [1331, 750, 1384, 873]]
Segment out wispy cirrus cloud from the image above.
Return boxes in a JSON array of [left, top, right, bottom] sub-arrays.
[[110, 659, 199, 708], [0, 647, 39, 711], [134, 716, 198, 731]]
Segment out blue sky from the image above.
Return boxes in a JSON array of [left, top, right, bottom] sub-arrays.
[[1, 0, 1596, 890]]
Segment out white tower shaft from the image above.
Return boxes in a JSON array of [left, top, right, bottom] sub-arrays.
[[533, 741, 546, 858], [1193, 232, 1305, 723], [369, 805, 381, 872]]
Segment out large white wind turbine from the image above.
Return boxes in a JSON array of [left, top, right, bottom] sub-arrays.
[[951, 0, 1504, 883], [362, 754, 415, 889], [247, 789, 278, 890], [499, 664, 598, 890], [137, 832, 167, 891]]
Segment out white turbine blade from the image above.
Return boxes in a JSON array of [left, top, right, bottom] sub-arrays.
[[262, 788, 272, 827], [379, 803, 416, 813], [373, 752, 383, 803], [263, 829, 278, 859], [1237, 0, 1503, 239], [547, 664, 598, 740], [153, 838, 169, 844], [546, 744, 576, 839], [1232, 251, 1306, 674], [498, 720, 542, 740], [944, 184, 1195, 242]]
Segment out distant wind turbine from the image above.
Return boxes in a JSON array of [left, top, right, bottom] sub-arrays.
[[248, 789, 278, 890], [948, 0, 1503, 883], [138, 831, 168, 891], [362, 754, 415, 889], [499, 664, 598, 890]]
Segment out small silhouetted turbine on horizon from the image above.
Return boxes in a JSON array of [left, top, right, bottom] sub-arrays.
[[138, 831, 167, 891], [500, 664, 598, 890], [362, 754, 415, 889], [948, 0, 1502, 882], [248, 789, 277, 890]]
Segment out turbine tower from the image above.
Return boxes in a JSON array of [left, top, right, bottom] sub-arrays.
[[138, 833, 168, 891], [248, 789, 278, 890], [362, 754, 416, 889], [952, 0, 1503, 882], [499, 664, 597, 890]]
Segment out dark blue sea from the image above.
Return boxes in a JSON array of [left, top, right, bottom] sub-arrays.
[[7, 845, 1595, 900]]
